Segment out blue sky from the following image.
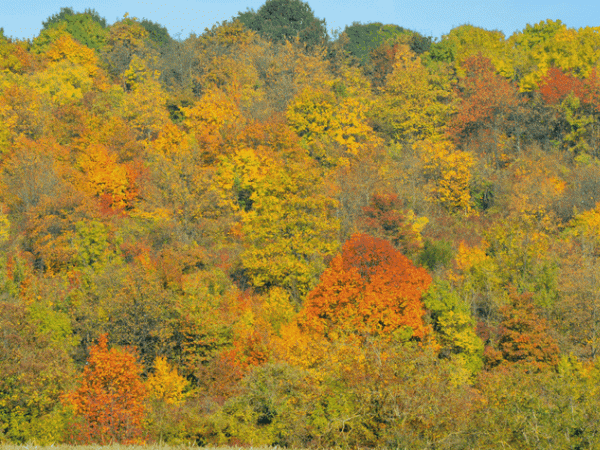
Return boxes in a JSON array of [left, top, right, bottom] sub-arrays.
[[1, 0, 599, 41]]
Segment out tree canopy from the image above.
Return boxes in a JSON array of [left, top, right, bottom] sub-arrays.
[[237, 0, 328, 48]]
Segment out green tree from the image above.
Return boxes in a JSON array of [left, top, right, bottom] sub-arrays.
[[41, 7, 109, 52], [424, 280, 484, 382], [237, 0, 328, 49], [340, 22, 429, 65], [139, 18, 173, 49]]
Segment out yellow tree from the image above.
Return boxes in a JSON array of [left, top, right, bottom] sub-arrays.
[[75, 142, 135, 210], [375, 44, 454, 143], [119, 55, 169, 142], [188, 20, 262, 107], [181, 88, 243, 164], [287, 87, 380, 167], [416, 139, 474, 214], [219, 142, 339, 301], [147, 357, 189, 404], [441, 24, 513, 78]]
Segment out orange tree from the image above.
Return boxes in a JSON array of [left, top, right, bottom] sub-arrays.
[[300, 233, 431, 340], [66, 334, 147, 444]]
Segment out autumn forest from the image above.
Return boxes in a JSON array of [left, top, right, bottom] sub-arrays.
[[2, 1, 600, 447]]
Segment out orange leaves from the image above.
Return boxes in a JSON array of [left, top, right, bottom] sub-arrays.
[[182, 89, 242, 163], [448, 54, 523, 150], [66, 334, 147, 444], [301, 233, 431, 340], [44, 34, 98, 75], [76, 143, 136, 210], [485, 289, 560, 371], [539, 67, 582, 105]]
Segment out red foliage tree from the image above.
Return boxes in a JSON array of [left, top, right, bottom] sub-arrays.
[[448, 54, 524, 155], [359, 192, 423, 255], [370, 42, 400, 89], [539, 66, 583, 105], [484, 288, 559, 371], [66, 334, 147, 444], [301, 233, 431, 340], [578, 68, 600, 114]]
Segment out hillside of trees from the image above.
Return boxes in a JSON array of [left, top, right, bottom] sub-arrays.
[[3, 1, 600, 447]]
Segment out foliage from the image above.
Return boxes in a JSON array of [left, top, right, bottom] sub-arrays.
[[448, 54, 524, 160], [227, 145, 340, 301], [287, 86, 378, 166], [300, 233, 431, 340], [3, 8, 600, 447], [358, 192, 427, 256], [139, 18, 173, 49], [439, 25, 512, 78], [340, 22, 431, 67], [41, 7, 108, 52], [103, 15, 158, 83], [374, 44, 454, 143], [424, 280, 484, 382], [237, 0, 328, 49], [470, 359, 600, 448], [147, 357, 190, 405], [0, 302, 75, 444], [66, 334, 147, 444], [485, 288, 560, 371]]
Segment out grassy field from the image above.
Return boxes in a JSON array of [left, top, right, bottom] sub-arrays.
[[0, 446, 275, 450], [0, 447, 197, 450]]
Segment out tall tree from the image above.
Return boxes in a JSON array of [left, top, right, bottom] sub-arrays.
[[66, 334, 147, 444]]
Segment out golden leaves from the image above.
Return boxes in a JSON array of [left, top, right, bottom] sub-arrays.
[[417, 139, 474, 214], [147, 356, 190, 405]]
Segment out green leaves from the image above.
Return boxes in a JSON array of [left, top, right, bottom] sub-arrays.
[[237, 0, 328, 49], [41, 7, 109, 53]]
